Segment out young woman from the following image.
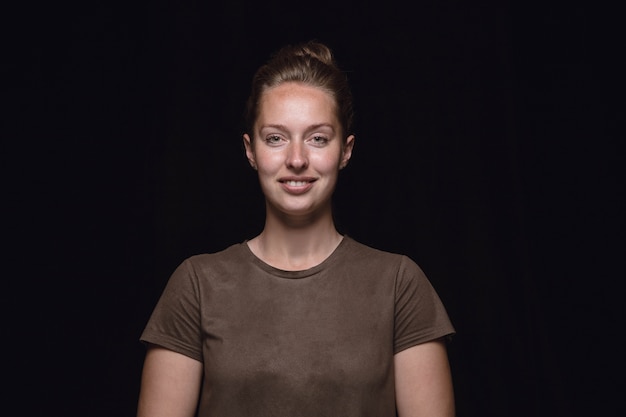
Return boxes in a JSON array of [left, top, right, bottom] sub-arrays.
[[137, 40, 456, 417]]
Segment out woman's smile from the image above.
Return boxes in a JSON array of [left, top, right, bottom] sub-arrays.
[[279, 176, 317, 194]]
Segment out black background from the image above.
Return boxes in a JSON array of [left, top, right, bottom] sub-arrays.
[[5, 1, 621, 416]]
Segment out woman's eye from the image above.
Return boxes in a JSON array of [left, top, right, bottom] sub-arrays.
[[310, 135, 329, 145], [265, 135, 282, 145]]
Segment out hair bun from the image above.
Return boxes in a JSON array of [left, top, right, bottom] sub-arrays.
[[280, 40, 336, 67]]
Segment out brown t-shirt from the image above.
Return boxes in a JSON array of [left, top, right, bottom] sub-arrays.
[[140, 236, 455, 417]]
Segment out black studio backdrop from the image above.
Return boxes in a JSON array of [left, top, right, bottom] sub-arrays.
[[5, 1, 621, 416]]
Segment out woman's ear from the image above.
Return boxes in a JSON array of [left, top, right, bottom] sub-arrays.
[[243, 134, 257, 170], [340, 135, 355, 169]]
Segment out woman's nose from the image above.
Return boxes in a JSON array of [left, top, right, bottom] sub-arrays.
[[286, 141, 308, 170]]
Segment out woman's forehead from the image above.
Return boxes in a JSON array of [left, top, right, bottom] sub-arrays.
[[258, 83, 337, 117]]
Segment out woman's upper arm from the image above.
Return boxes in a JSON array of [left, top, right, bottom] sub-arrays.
[[394, 339, 455, 417], [137, 344, 203, 417]]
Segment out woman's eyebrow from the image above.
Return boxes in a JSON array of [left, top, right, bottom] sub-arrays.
[[306, 123, 335, 132], [259, 123, 288, 131], [259, 123, 335, 132]]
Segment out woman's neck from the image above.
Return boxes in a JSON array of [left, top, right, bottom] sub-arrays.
[[247, 207, 343, 271]]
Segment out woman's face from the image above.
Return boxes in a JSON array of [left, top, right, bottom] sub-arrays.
[[243, 82, 354, 220]]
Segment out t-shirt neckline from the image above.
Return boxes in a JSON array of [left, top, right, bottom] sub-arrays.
[[241, 235, 352, 279]]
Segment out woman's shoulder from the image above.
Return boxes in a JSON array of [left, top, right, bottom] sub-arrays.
[[342, 236, 413, 266], [180, 241, 251, 271]]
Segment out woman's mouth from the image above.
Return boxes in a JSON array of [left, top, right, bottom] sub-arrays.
[[278, 178, 316, 194], [284, 180, 309, 187]]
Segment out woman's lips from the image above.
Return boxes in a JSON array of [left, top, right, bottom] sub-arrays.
[[278, 178, 316, 194], [284, 180, 309, 186]]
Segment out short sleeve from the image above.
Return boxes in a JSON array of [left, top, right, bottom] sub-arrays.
[[394, 256, 455, 354], [140, 258, 204, 362]]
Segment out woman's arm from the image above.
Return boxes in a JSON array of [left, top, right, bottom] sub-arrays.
[[394, 339, 455, 417], [137, 344, 203, 417]]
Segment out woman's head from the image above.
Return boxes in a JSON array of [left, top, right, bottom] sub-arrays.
[[244, 40, 354, 141]]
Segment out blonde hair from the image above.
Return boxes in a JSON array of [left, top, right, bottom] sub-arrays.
[[244, 40, 354, 140]]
